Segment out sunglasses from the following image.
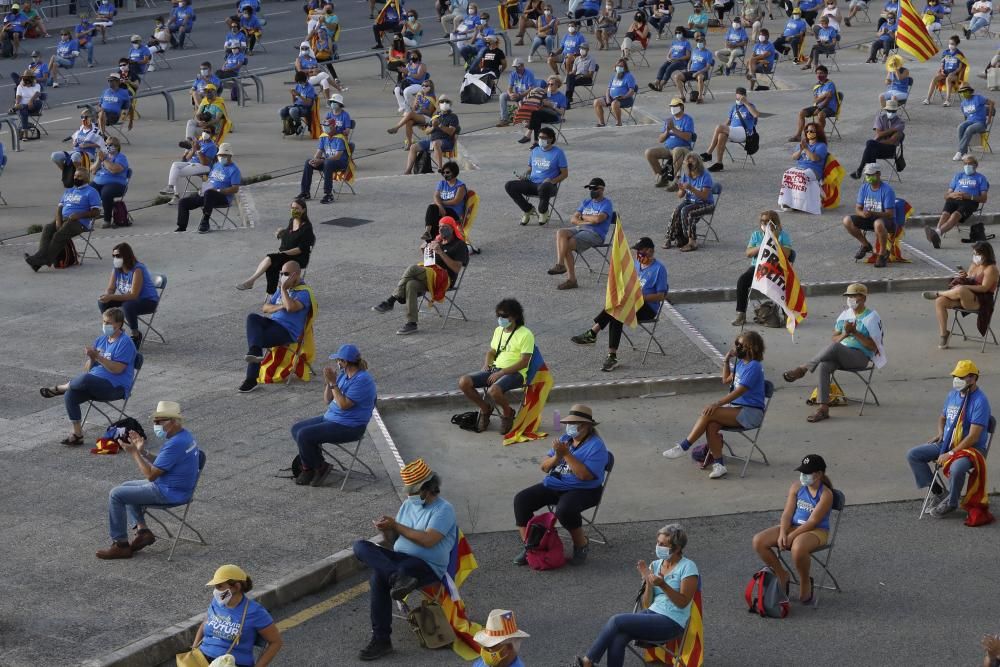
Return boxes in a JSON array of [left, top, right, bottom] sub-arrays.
[[636, 250, 652, 258], [806, 129, 817, 134], [279, 271, 293, 277]]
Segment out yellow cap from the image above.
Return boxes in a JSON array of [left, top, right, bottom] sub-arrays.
[[206, 564, 248, 586], [669, 97, 684, 106], [951, 360, 980, 378]]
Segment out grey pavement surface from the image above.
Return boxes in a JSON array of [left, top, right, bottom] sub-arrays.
[[0, 0, 999, 664]]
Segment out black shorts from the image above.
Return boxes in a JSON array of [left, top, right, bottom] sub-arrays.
[[803, 105, 835, 118], [850, 214, 897, 233], [943, 199, 980, 222], [681, 70, 707, 82], [103, 110, 120, 125]]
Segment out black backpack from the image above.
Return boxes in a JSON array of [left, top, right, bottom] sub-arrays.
[[451, 411, 480, 432], [414, 150, 433, 174]]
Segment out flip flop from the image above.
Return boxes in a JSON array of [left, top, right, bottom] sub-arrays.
[[806, 409, 829, 423], [40, 386, 64, 398], [60, 434, 84, 446]]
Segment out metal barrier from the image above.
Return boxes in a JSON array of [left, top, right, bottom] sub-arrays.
[[1, 115, 21, 152], [416, 32, 511, 67]]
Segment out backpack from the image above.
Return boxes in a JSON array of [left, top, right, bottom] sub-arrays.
[[112, 200, 131, 227], [54, 239, 79, 269], [414, 149, 433, 174], [523, 511, 566, 571], [753, 301, 786, 328], [745, 566, 789, 618], [451, 411, 480, 432], [744, 129, 760, 155], [403, 590, 456, 649], [894, 143, 906, 173], [962, 222, 996, 244]]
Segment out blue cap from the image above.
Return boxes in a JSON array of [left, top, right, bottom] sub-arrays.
[[330, 344, 361, 362]]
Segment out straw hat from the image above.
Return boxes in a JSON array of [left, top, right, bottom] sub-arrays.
[[151, 400, 182, 420], [473, 609, 530, 648], [560, 404, 598, 425]]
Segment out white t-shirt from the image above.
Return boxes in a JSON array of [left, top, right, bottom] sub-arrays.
[[15, 83, 41, 106]]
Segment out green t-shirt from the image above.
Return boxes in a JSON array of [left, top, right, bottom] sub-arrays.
[[489, 325, 534, 379]]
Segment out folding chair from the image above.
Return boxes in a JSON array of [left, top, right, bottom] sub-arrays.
[[626, 576, 698, 665], [721, 380, 773, 477], [146, 449, 209, 561], [556, 114, 570, 144], [75, 225, 103, 264], [547, 450, 615, 545], [694, 183, 723, 243], [0, 151, 7, 205], [138, 274, 168, 345], [56, 68, 82, 87], [626, 42, 650, 68], [319, 428, 379, 490], [27, 106, 48, 137], [879, 142, 903, 182], [972, 117, 993, 156], [574, 213, 617, 278], [810, 90, 843, 139], [210, 202, 241, 230], [572, 64, 600, 104], [420, 262, 470, 329], [948, 283, 1000, 352], [526, 185, 565, 224], [725, 136, 757, 168], [777, 488, 845, 606], [756, 59, 779, 89], [829, 362, 879, 415], [151, 48, 172, 70], [620, 307, 666, 364], [700, 75, 715, 101], [821, 45, 840, 72], [919, 416, 995, 518], [620, 102, 639, 125], [83, 352, 143, 427]]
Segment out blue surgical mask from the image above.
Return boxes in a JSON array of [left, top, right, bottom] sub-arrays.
[[102, 323, 115, 336], [497, 316, 511, 328], [655, 545, 672, 560], [565, 423, 580, 438], [153, 424, 167, 439], [799, 472, 815, 486], [964, 165, 976, 176]]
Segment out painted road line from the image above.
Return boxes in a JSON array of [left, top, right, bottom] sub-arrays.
[[275, 581, 370, 631]]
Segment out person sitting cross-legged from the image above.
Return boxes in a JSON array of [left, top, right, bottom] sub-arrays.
[[925, 157, 990, 249], [788, 65, 837, 141], [571, 236, 668, 371], [505, 126, 569, 225], [175, 142, 240, 234], [842, 163, 896, 267], [953, 83, 995, 162], [24, 167, 101, 271], [670, 32, 713, 103], [159, 131, 218, 202], [701, 86, 759, 172], [237, 199, 316, 297], [98, 243, 160, 347], [547, 177, 614, 291], [298, 117, 348, 204], [665, 153, 714, 251], [421, 160, 466, 241], [745, 28, 777, 91], [925, 241, 999, 349], [51, 109, 104, 177]]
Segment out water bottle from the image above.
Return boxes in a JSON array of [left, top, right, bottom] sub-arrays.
[[552, 409, 561, 432]]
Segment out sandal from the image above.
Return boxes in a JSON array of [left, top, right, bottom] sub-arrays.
[[799, 576, 815, 604], [806, 408, 829, 423], [782, 367, 806, 383], [679, 243, 697, 252], [939, 332, 950, 349], [60, 434, 85, 446], [40, 386, 64, 398]]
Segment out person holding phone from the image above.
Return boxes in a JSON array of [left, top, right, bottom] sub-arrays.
[[924, 241, 999, 349]]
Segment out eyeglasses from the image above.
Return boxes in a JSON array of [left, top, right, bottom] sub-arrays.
[[636, 250, 652, 258]]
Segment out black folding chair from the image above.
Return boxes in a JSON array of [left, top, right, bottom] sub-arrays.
[[949, 283, 1000, 352], [830, 362, 879, 415], [721, 380, 774, 477], [83, 352, 143, 427], [419, 262, 470, 329], [547, 450, 615, 545]]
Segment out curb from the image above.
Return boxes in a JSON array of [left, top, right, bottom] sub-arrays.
[[666, 274, 954, 304]]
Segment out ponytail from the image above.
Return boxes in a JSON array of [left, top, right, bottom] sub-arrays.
[[820, 473, 833, 491], [354, 357, 369, 371]]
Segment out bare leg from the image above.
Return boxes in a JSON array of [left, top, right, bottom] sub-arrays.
[[714, 127, 730, 163], [243, 256, 272, 286], [568, 526, 587, 547], [487, 383, 513, 418], [705, 408, 743, 458], [752, 525, 790, 588], [790, 532, 822, 601], [458, 374, 491, 412], [611, 100, 622, 125]]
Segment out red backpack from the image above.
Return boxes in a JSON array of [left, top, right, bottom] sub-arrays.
[[744, 566, 789, 618], [523, 512, 566, 571]]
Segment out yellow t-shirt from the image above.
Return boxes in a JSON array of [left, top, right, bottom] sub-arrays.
[[489, 325, 535, 380]]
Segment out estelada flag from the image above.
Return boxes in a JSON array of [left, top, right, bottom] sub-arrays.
[[604, 218, 644, 328], [503, 345, 554, 446], [421, 529, 484, 660], [750, 225, 807, 334], [642, 581, 704, 666], [866, 198, 913, 264], [375, 0, 401, 26], [258, 285, 317, 383], [497, 0, 518, 29], [896, 0, 939, 61]]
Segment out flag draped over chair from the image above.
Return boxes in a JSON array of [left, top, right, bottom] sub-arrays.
[[503, 345, 554, 446], [896, 0, 939, 61], [604, 219, 644, 328], [642, 585, 704, 666], [821, 154, 845, 209], [750, 226, 808, 334], [943, 448, 995, 526], [866, 198, 913, 264], [375, 0, 402, 26], [421, 529, 484, 659], [257, 285, 317, 383]]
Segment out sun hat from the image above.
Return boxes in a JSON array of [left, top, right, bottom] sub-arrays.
[[560, 404, 599, 425], [400, 458, 435, 495], [862, 163, 880, 175], [473, 610, 530, 648], [217, 142, 233, 156], [151, 400, 183, 420], [842, 283, 868, 296], [884, 98, 899, 110], [206, 564, 248, 586]]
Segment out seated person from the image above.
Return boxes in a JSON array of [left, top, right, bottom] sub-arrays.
[[388, 78, 437, 149], [515, 0, 546, 45], [75, 13, 97, 67], [666, 153, 714, 251], [681, 2, 709, 37], [670, 32, 712, 103], [922, 38, 964, 106], [371, 0, 403, 48], [518, 76, 567, 146], [97, 72, 132, 135], [954, 83, 994, 162], [773, 8, 807, 60], [98, 242, 160, 347], [217, 42, 248, 101], [190, 62, 221, 106], [594, 2, 620, 50], [371, 216, 469, 335], [127, 34, 152, 81], [160, 131, 218, 201], [403, 95, 460, 175], [21, 1, 47, 38], [51, 110, 104, 174], [24, 168, 101, 271], [297, 41, 337, 95], [458, 298, 534, 433], [421, 159, 466, 240], [238, 198, 316, 295], [512, 404, 608, 565], [801, 15, 839, 70], [619, 11, 649, 60], [731, 211, 792, 326], [574, 0, 602, 21], [185, 83, 226, 141], [48, 31, 81, 88], [240, 5, 263, 53], [147, 16, 172, 54], [783, 284, 886, 422], [752, 455, 834, 602], [648, 29, 690, 92], [175, 143, 240, 233], [504, 126, 568, 225], [646, 97, 694, 187], [10, 50, 50, 87], [923, 0, 947, 34], [648, 0, 673, 37], [394, 50, 429, 113], [881, 53, 911, 107], [11, 69, 41, 142], [280, 71, 319, 135], [745, 28, 777, 91], [547, 177, 613, 290], [849, 99, 904, 180], [701, 86, 759, 172], [458, 11, 495, 65], [547, 22, 585, 76], [777, 122, 829, 215], [715, 18, 749, 76], [96, 401, 201, 559], [352, 458, 457, 661], [38, 306, 137, 446], [94, 0, 117, 43], [564, 43, 596, 108], [576, 524, 697, 667], [325, 94, 352, 138], [470, 33, 506, 78], [291, 343, 377, 485], [571, 236, 668, 371], [240, 261, 312, 392], [298, 118, 348, 204], [498, 58, 537, 126], [842, 163, 896, 266], [401, 9, 421, 47], [907, 360, 991, 519], [926, 241, 998, 348], [965, 0, 992, 37], [528, 6, 558, 63], [594, 59, 637, 126], [789, 66, 837, 140], [224, 17, 249, 52], [195, 565, 283, 664], [925, 157, 990, 248], [866, 12, 897, 63], [169, 0, 196, 48], [89, 137, 130, 229], [664, 331, 766, 479], [2, 4, 28, 58]]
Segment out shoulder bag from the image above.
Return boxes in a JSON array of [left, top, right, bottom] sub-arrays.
[[177, 598, 250, 667], [735, 105, 759, 154]]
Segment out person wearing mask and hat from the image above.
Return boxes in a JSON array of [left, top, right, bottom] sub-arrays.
[[564, 43, 596, 109], [97, 73, 132, 135], [190, 62, 221, 106], [290, 343, 376, 485], [94, 0, 117, 42], [371, 216, 469, 335], [11, 69, 41, 141], [571, 236, 668, 371], [420, 159, 466, 240], [325, 93, 352, 137], [159, 129, 218, 201], [646, 97, 694, 187], [700, 86, 759, 173], [96, 400, 201, 559], [954, 83, 995, 162], [497, 57, 537, 126], [848, 98, 904, 180], [353, 458, 458, 661], [48, 30, 81, 87], [783, 283, 886, 422], [880, 53, 911, 108], [298, 116, 348, 204], [191, 565, 283, 666], [751, 455, 834, 602], [175, 142, 240, 233], [404, 95, 460, 175], [774, 8, 807, 61], [800, 15, 839, 70], [513, 404, 609, 566], [473, 610, 530, 667], [185, 82, 227, 141], [296, 41, 336, 95], [906, 360, 992, 518], [473, 33, 507, 78], [842, 163, 896, 267], [10, 49, 49, 87], [1, 3, 28, 58], [925, 158, 991, 249], [127, 34, 152, 80], [25, 167, 101, 271], [547, 177, 614, 290]]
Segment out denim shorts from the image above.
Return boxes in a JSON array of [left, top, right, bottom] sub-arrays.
[[572, 227, 605, 251], [55, 57, 75, 68], [735, 405, 765, 430], [467, 370, 524, 393], [418, 137, 455, 152]]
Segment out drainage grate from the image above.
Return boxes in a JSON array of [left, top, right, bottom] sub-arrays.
[[321, 217, 373, 227]]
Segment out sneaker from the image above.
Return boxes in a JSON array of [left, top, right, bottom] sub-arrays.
[[662, 444, 686, 459], [922, 291, 939, 300], [699, 152, 712, 160], [930, 502, 957, 518], [238, 379, 258, 393], [571, 330, 597, 345], [372, 299, 395, 313], [130, 332, 142, 349], [708, 462, 728, 479], [538, 210, 552, 225], [874, 252, 888, 268], [295, 468, 315, 485], [569, 542, 589, 566], [655, 172, 670, 187], [520, 209, 538, 225], [129, 529, 156, 552], [928, 490, 948, 510], [310, 462, 332, 487], [517, 135, 532, 144], [178, 140, 192, 149], [953, 151, 964, 161], [321, 193, 335, 204], [159, 186, 176, 196], [708, 162, 724, 172], [396, 322, 418, 335], [390, 574, 420, 601], [849, 170, 861, 180], [557, 278, 578, 290], [925, 227, 942, 249], [52, 81, 60, 88], [921, 98, 930, 105], [601, 353, 619, 372], [547, 264, 567, 275], [359, 637, 393, 661], [853, 244, 873, 260], [297, 191, 311, 200], [96, 541, 133, 559], [513, 548, 528, 566], [732, 312, 746, 326]]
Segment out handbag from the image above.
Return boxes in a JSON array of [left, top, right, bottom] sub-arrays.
[[735, 105, 759, 154], [175, 649, 209, 667], [177, 598, 250, 667], [405, 591, 456, 649], [894, 143, 906, 172]]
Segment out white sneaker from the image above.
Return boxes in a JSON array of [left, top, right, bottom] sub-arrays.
[[147, 64, 156, 72], [708, 462, 728, 479], [662, 444, 686, 459], [52, 81, 60, 88], [952, 151, 964, 161]]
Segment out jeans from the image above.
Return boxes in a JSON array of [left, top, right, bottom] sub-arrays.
[[498, 91, 519, 121], [513, 481, 603, 530], [906, 442, 974, 507], [805, 342, 871, 404], [586, 610, 684, 667], [968, 15, 988, 32], [656, 60, 686, 83], [352, 540, 439, 640], [958, 120, 987, 154], [300, 157, 349, 196], [27, 219, 88, 267], [505, 179, 558, 213], [108, 479, 168, 542], [291, 415, 367, 469], [99, 297, 158, 332], [51, 150, 85, 168], [280, 104, 309, 123], [530, 34, 556, 57], [64, 373, 124, 422], [595, 304, 657, 350], [93, 182, 126, 223], [176, 190, 230, 230], [16, 99, 42, 130], [245, 313, 295, 382]]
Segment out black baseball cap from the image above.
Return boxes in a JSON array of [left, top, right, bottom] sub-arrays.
[[584, 177, 606, 189], [795, 454, 827, 474], [632, 237, 655, 250]]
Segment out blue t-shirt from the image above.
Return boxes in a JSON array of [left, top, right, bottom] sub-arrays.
[[437, 178, 467, 217], [393, 496, 458, 579], [28, 61, 50, 84], [326, 109, 352, 134], [60, 184, 102, 230], [200, 597, 273, 666], [887, 70, 910, 94], [226, 31, 249, 49], [129, 44, 152, 72], [546, 90, 569, 112], [835, 307, 876, 358], [879, 19, 897, 39], [783, 17, 807, 36], [664, 113, 694, 150], [299, 54, 319, 71], [688, 47, 714, 73], [543, 432, 609, 491], [114, 261, 160, 302], [668, 38, 691, 60], [941, 48, 962, 74], [241, 14, 263, 31], [528, 145, 568, 184], [268, 288, 311, 340], [637, 258, 668, 313], [747, 228, 792, 265], [96, 1, 116, 16], [75, 22, 94, 45], [560, 31, 586, 54], [323, 369, 377, 427], [816, 26, 839, 44], [224, 51, 247, 70], [189, 139, 218, 165], [3, 11, 27, 32], [55, 39, 78, 63], [728, 102, 757, 133], [174, 5, 196, 27], [939, 387, 992, 453], [961, 94, 990, 123], [799, 0, 822, 9], [753, 41, 777, 67], [797, 141, 828, 179], [608, 71, 637, 99], [207, 161, 241, 203], [813, 81, 838, 112], [575, 196, 614, 239], [88, 332, 137, 392], [680, 171, 713, 204], [856, 181, 895, 214], [726, 26, 748, 45], [99, 86, 131, 114], [509, 68, 537, 94], [151, 428, 201, 503], [318, 134, 346, 159], [192, 74, 221, 93], [293, 82, 317, 107], [93, 152, 129, 186], [732, 358, 766, 409], [949, 171, 989, 197], [647, 557, 699, 628], [792, 483, 831, 530]]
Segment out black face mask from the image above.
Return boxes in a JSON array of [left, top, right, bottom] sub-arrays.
[[73, 178, 86, 187], [735, 343, 746, 357]]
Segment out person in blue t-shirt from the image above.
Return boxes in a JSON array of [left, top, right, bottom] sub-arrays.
[[97, 400, 203, 559], [671, 32, 713, 102], [547, 22, 585, 76], [280, 71, 318, 135], [790, 65, 837, 141], [97, 73, 132, 134], [298, 118, 348, 204], [513, 404, 609, 565], [195, 565, 283, 664], [48, 30, 81, 87], [843, 163, 896, 266], [955, 83, 995, 159], [74, 14, 97, 66], [90, 137, 130, 228], [169, 0, 196, 47], [40, 306, 137, 446], [94, 0, 117, 42], [240, 261, 313, 392], [702, 86, 760, 171], [240, 6, 263, 53], [732, 211, 794, 325], [907, 360, 992, 517], [746, 29, 777, 90], [594, 58, 637, 126], [923, 37, 964, 106], [572, 236, 668, 371], [866, 11, 896, 62], [927, 156, 990, 245], [665, 331, 767, 479], [98, 242, 160, 345], [648, 28, 690, 90], [645, 97, 694, 187], [127, 34, 152, 79], [423, 159, 467, 239], [715, 19, 749, 75], [667, 153, 714, 251], [353, 458, 457, 660], [802, 15, 839, 69], [774, 8, 807, 59], [1, 5, 28, 57], [25, 168, 102, 271], [498, 58, 537, 125], [176, 143, 241, 233], [550, 177, 614, 290], [11, 50, 49, 87], [505, 126, 569, 224]]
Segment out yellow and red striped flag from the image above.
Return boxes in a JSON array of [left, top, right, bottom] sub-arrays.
[[750, 226, 807, 335], [643, 583, 704, 666], [604, 220, 644, 328], [895, 0, 939, 61]]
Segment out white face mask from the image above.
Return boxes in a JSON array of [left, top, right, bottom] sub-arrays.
[[847, 297, 860, 311], [539, 138, 551, 148], [200, 68, 210, 75], [565, 423, 580, 439], [799, 472, 815, 486], [220, 155, 231, 164], [758, 35, 767, 42], [953, 376, 969, 390], [884, 111, 896, 118], [213, 588, 232, 604], [580, 49, 589, 56], [102, 323, 115, 336], [439, 102, 451, 111], [568, 25, 577, 33], [964, 165, 976, 176], [153, 424, 167, 439], [973, 254, 983, 265], [544, 9, 551, 14], [732, 21, 740, 28], [113, 257, 124, 269], [696, 41, 705, 49], [615, 66, 624, 74], [669, 105, 681, 114]]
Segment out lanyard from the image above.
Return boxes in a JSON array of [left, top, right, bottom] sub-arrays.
[[495, 326, 517, 358]]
